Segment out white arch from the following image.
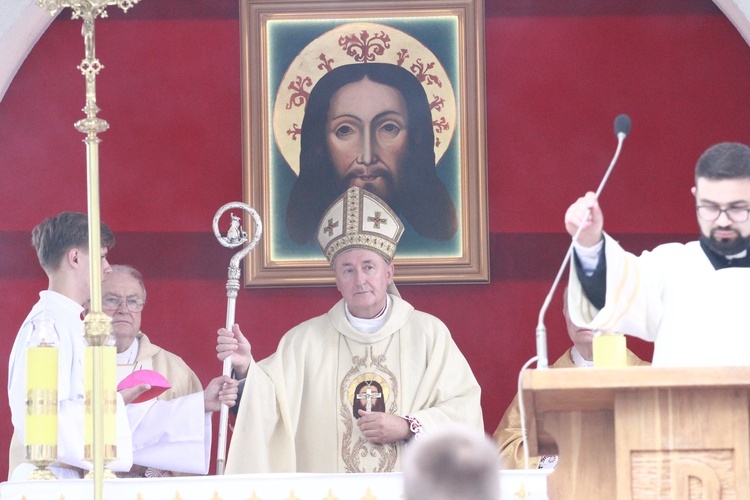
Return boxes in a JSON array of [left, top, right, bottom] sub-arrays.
[[0, 0, 57, 102], [0, 0, 749, 104], [714, 0, 750, 49]]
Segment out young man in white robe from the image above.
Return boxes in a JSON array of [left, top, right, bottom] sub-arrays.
[[7, 212, 135, 480], [102, 264, 238, 477], [217, 186, 483, 473], [7, 215, 237, 481], [564, 142, 750, 366]]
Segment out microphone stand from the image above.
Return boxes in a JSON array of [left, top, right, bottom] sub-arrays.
[[535, 119, 629, 369], [521, 116, 632, 469]]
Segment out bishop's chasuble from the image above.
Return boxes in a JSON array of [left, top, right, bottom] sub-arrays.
[[226, 294, 483, 473]]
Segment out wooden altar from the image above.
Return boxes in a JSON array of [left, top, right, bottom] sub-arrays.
[[521, 366, 750, 499]]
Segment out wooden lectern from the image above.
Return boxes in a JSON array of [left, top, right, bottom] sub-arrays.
[[521, 366, 750, 499]]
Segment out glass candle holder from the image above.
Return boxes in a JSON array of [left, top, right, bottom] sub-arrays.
[[25, 318, 60, 480]]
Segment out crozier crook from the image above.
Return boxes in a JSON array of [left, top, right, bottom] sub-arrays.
[[212, 202, 262, 475]]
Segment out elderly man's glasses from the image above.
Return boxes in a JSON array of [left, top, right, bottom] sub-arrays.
[[102, 296, 145, 312]]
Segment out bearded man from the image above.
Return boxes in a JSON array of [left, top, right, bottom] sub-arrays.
[[564, 142, 750, 366]]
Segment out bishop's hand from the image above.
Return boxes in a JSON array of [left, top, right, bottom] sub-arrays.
[[216, 323, 252, 379], [357, 410, 411, 444]]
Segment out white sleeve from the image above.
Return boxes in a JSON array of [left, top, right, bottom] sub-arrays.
[[573, 239, 604, 275], [126, 392, 211, 474]]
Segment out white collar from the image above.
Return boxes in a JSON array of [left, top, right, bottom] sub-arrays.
[[345, 295, 392, 334], [570, 345, 594, 368], [117, 336, 140, 364], [727, 249, 748, 260]]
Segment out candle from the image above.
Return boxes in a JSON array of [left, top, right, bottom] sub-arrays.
[[25, 318, 60, 466], [85, 345, 117, 460], [103, 345, 117, 449], [593, 332, 627, 368], [25, 346, 58, 452], [85, 347, 93, 451]]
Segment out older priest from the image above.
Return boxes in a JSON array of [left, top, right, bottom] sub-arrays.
[[217, 186, 483, 473], [104, 265, 237, 477]]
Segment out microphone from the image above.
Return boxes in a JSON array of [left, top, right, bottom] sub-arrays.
[[614, 114, 632, 139], [535, 114, 632, 369]]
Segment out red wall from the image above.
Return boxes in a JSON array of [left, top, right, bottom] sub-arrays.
[[1, 0, 749, 476]]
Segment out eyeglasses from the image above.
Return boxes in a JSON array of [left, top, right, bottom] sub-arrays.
[[102, 296, 145, 312], [696, 205, 750, 223]]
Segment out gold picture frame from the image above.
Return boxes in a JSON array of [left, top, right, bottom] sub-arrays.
[[241, 0, 488, 287]]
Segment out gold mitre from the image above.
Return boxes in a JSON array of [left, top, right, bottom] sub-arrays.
[[317, 187, 404, 265]]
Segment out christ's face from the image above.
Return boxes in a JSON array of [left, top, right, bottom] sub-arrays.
[[693, 177, 750, 256], [326, 77, 409, 204]]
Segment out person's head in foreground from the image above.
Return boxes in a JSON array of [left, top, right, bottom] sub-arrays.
[[402, 424, 501, 500]]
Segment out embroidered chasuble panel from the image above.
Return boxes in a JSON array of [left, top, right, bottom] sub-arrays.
[[337, 334, 402, 473]]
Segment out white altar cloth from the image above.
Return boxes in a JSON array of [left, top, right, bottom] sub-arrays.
[[1, 472, 402, 500], [0, 469, 549, 499]]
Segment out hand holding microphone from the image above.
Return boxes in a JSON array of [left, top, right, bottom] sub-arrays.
[[535, 114, 631, 369], [518, 114, 633, 472], [564, 192, 604, 247], [563, 113, 630, 245]]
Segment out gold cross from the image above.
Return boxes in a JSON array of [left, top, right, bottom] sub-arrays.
[[323, 218, 339, 236], [367, 212, 387, 229], [514, 484, 531, 499], [322, 489, 339, 500], [361, 487, 377, 500]]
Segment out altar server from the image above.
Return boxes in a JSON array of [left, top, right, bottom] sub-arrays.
[[565, 142, 750, 366], [104, 264, 237, 477]]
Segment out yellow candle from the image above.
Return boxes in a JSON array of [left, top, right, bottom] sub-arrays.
[[25, 346, 58, 447], [85, 347, 93, 449], [593, 332, 627, 368], [85, 345, 118, 459], [103, 345, 117, 448]]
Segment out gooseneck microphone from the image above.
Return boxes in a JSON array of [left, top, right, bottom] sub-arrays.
[[534, 114, 631, 369], [522, 121, 631, 470], [615, 113, 632, 139]]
